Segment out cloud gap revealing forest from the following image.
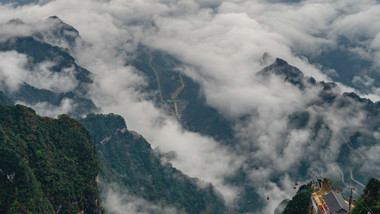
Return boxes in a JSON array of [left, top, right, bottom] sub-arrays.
[[0, 0, 379, 213]]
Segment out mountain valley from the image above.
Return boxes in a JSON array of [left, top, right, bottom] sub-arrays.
[[0, 1, 380, 213]]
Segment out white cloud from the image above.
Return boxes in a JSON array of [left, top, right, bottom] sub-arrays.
[[17, 98, 76, 118], [352, 75, 375, 87], [101, 184, 183, 214], [0, 51, 79, 94], [27, 61, 79, 93], [363, 144, 380, 177], [1, 0, 380, 213], [0, 51, 28, 92]]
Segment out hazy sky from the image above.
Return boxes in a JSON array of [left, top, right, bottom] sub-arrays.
[[1, 0, 380, 213]]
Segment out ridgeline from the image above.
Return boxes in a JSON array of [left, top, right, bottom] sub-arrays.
[[0, 104, 101, 213]]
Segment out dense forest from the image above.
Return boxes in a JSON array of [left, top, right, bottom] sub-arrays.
[[132, 49, 235, 145], [352, 178, 380, 214], [0, 104, 101, 213], [0, 17, 97, 117], [282, 184, 312, 214], [1, 15, 379, 214], [79, 113, 227, 214]]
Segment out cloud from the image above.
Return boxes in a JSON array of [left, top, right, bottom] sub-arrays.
[[363, 144, 380, 177], [27, 61, 79, 93], [1, 0, 380, 213], [0, 50, 79, 93], [17, 98, 76, 118], [101, 184, 183, 214], [0, 51, 28, 91], [352, 75, 375, 87]]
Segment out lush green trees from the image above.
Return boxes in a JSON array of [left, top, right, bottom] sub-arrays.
[[282, 184, 312, 214], [132, 48, 235, 145], [352, 178, 380, 214], [0, 35, 96, 117], [0, 91, 14, 106], [79, 113, 227, 214], [0, 104, 101, 213]]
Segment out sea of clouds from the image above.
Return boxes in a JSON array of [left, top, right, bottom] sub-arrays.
[[1, 0, 380, 213]]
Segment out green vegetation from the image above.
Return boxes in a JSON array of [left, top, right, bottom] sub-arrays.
[[180, 75, 235, 144], [0, 91, 14, 106], [274, 199, 290, 214], [13, 84, 97, 117], [0, 35, 96, 117], [288, 111, 310, 129], [79, 113, 227, 214], [281, 178, 380, 214], [0, 104, 101, 213], [77, 113, 126, 145], [282, 184, 312, 214], [0, 36, 89, 81], [352, 178, 380, 214], [133, 48, 235, 145]]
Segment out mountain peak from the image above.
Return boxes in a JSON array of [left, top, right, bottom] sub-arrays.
[[48, 15, 60, 20], [258, 58, 305, 87], [35, 16, 81, 49], [47, 16, 64, 23], [275, 58, 288, 66]]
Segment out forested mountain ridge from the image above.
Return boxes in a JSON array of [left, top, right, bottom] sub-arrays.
[[133, 48, 235, 145], [78, 113, 227, 214], [0, 104, 101, 213], [0, 15, 379, 213], [352, 178, 380, 214], [0, 91, 14, 106], [133, 49, 380, 212], [0, 17, 96, 117]]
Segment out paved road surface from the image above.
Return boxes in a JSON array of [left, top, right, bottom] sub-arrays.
[[148, 52, 165, 105]]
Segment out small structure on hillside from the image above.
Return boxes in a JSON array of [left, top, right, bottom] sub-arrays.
[[311, 192, 329, 214], [310, 179, 353, 214], [322, 192, 349, 214]]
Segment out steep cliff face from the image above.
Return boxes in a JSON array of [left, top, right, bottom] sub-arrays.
[[79, 113, 226, 214], [0, 17, 96, 117], [0, 104, 101, 213]]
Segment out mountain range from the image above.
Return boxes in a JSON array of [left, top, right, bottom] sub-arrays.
[[0, 15, 379, 214]]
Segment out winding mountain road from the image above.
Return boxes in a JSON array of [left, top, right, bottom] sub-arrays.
[[148, 52, 165, 105], [343, 137, 373, 173], [170, 75, 185, 99], [342, 137, 369, 187], [350, 168, 365, 188]]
